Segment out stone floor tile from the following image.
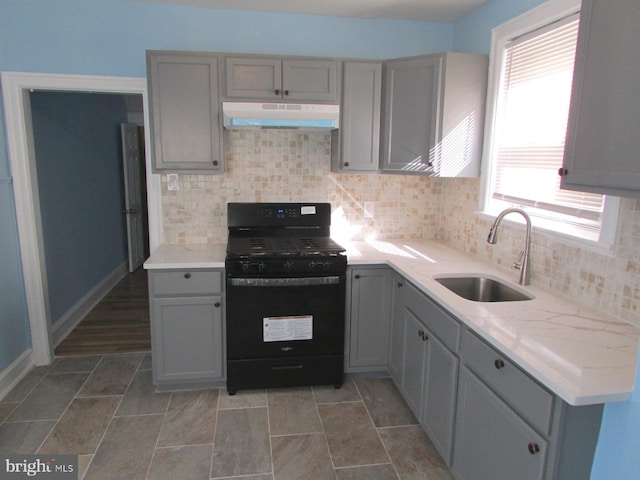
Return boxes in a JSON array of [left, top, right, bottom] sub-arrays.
[[0, 420, 56, 454], [318, 402, 389, 468], [268, 387, 323, 435], [355, 377, 417, 427], [157, 389, 218, 447], [378, 425, 454, 480], [7, 373, 88, 421], [218, 388, 267, 409], [2, 367, 50, 403], [115, 369, 171, 416], [84, 414, 164, 480], [335, 464, 400, 480], [0, 402, 19, 423], [148, 445, 213, 480], [313, 380, 361, 403], [211, 407, 271, 478], [50, 355, 102, 374], [38, 396, 120, 454], [272, 433, 334, 480], [78, 354, 143, 396]]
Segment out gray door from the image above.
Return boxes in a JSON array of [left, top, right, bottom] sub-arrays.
[[121, 123, 146, 272]]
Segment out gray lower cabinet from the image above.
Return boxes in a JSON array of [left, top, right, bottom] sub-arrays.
[[147, 51, 224, 173], [561, 0, 640, 197], [452, 330, 603, 480], [331, 61, 382, 173], [345, 267, 392, 372], [225, 56, 339, 102], [390, 278, 460, 463], [388, 274, 405, 381], [380, 52, 488, 177], [148, 269, 225, 390]]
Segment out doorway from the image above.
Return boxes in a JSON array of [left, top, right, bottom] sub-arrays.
[[1, 72, 162, 365]]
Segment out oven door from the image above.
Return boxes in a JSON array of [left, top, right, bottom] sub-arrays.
[[226, 274, 346, 360]]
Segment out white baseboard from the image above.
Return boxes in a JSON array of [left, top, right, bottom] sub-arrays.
[[0, 349, 34, 402], [51, 262, 129, 347]]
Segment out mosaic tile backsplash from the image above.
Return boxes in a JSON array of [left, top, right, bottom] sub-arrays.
[[161, 130, 640, 326]]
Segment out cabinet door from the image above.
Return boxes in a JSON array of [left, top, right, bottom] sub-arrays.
[[388, 275, 405, 383], [422, 334, 458, 464], [151, 295, 224, 384], [348, 268, 392, 369], [282, 59, 338, 102], [147, 52, 223, 172], [562, 0, 640, 197], [225, 57, 282, 99], [401, 308, 427, 417], [380, 56, 441, 174], [453, 367, 547, 480], [332, 62, 382, 173]]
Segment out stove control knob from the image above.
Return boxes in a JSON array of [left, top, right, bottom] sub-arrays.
[[284, 261, 294, 272], [241, 262, 251, 273], [308, 261, 317, 271], [323, 261, 332, 270], [258, 262, 267, 273]]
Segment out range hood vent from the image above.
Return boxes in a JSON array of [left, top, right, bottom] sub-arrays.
[[223, 102, 339, 130]]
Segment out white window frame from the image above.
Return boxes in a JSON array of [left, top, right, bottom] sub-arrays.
[[479, 0, 619, 253]]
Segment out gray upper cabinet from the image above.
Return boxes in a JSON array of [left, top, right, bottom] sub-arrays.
[[331, 61, 382, 173], [380, 53, 488, 177], [561, 0, 640, 198], [147, 51, 224, 173], [225, 56, 339, 102]]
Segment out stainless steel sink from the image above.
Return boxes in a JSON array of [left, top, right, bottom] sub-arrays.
[[434, 276, 534, 302]]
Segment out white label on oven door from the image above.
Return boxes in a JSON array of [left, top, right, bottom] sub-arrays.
[[263, 315, 313, 342]]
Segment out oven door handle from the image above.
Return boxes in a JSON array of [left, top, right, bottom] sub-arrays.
[[230, 276, 341, 287]]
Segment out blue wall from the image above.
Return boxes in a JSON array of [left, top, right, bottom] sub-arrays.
[[30, 91, 129, 325]]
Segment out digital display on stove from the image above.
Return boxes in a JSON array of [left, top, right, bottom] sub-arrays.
[[262, 206, 304, 219]]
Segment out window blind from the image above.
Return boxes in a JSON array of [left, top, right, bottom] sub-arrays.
[[491, 13, 604, 227]]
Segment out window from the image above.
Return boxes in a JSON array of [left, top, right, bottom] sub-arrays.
[[482, 0, 618, 245]]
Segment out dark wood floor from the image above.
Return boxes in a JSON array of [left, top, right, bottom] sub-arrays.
[[55, 268, 151, 356]]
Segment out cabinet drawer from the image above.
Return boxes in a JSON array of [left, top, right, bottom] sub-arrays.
[[404, 281, 460, 352], [151, 270, 222, 296], [460, 330, 554, 434]]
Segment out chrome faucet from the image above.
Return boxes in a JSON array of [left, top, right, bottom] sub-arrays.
[[487, 208, 532, 286]]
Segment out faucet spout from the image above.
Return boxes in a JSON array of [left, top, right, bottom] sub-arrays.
[[486, 208, 532, 286]]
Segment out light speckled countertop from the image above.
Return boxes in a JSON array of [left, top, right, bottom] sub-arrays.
[[144, 239, 640, 406]]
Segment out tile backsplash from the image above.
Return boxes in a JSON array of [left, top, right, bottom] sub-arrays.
[[161, 130, 441, 244], [161, 129, 639, 326]]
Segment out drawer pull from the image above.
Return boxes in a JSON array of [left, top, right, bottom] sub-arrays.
[[214, 302, 221, 307], [184, 272, 191, 279], [494, 359, 505, 369], [397, 282, 404, 287], [528, 443, 540, 455], [354, 274, 361, 279]]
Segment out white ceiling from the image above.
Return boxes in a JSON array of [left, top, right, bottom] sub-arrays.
[[131, 0, 491, 23]]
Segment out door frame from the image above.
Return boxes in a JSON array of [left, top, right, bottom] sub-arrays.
[[1, 72, 162, 365]]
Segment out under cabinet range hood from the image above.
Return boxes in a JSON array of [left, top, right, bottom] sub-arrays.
[[223, 102, 340, 130]]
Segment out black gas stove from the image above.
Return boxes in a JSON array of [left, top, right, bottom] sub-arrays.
[[225, 202, 347, 276], [225, 202, 347, 395]]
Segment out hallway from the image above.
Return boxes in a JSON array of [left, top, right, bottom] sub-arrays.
[[55, 269, 150, 356]]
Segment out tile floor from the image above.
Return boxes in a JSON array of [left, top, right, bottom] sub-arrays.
[[0, 353, 453, 480]]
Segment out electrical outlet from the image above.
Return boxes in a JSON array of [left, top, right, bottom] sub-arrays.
[[167, 173, 179, 191], [364, 201, 374, 218]]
